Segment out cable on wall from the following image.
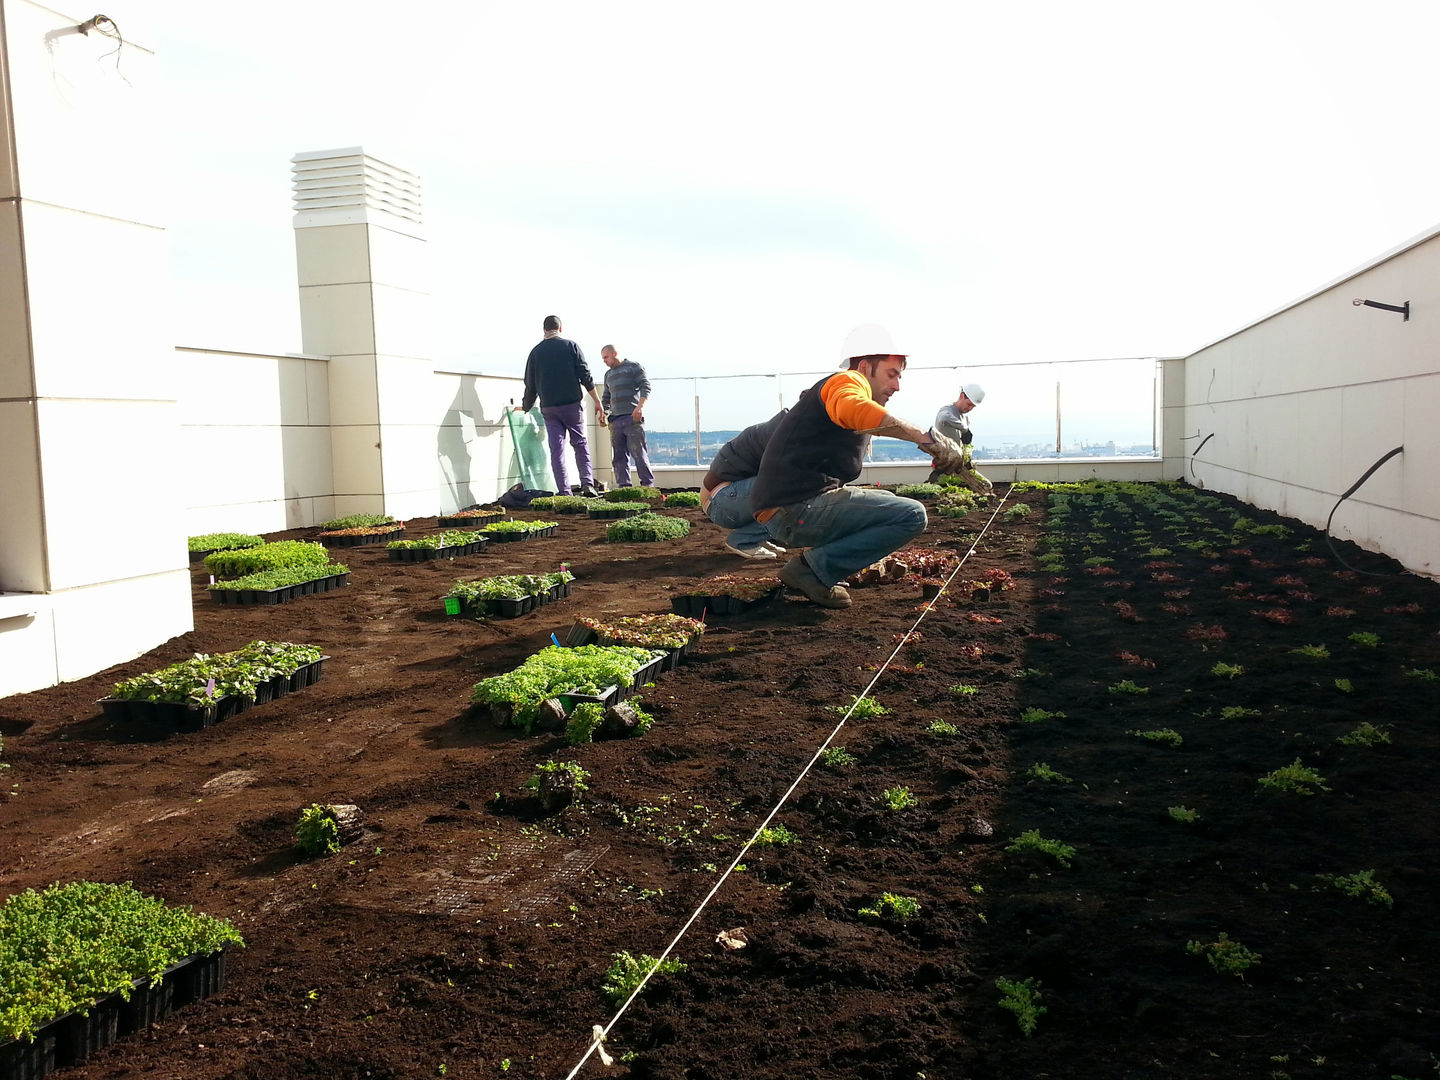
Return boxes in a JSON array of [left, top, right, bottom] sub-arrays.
[[1325, 446, 1407, 577]]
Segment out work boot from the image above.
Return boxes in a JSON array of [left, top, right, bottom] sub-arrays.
[[779, 556, 851, 609]]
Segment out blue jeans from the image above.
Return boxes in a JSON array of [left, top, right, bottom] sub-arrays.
[[608, 414, 654, 486], [763, 486, 927, 586], [540, 401, 594, 492], [704, 476, 771, 550]]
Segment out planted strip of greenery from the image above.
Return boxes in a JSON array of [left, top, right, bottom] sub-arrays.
[[0, 880, 244, 1043], [606, 513, 690, 542], [318, 513, 395, 529], [664, 491, 701, 507], [208, 562, 348, 592], [387, 529, 486, 550], [472, 645, 664, 730], [111, 641, 323, 705], [187, 532, 263, 553], [203, 540, 330, 578]]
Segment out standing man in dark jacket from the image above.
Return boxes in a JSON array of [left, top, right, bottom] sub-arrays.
[[750, 325, 965, 609], [522, 315, 606, 496], [600, 345, 655, 488], [700, 408, 790, 559]]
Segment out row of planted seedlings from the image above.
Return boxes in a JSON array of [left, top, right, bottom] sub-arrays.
[[200, 539, 348, 606], [529, 509, 1039, 1071], [0, 881, 244, 1079], [97, 640, 328, 730], [973, 479, 1440, 1067]]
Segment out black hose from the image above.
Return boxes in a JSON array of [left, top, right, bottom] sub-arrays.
[[1324, 446, 1406, 577], [1188, 432, 1215, 481]]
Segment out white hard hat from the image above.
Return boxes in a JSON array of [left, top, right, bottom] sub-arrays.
[[962, 383, 986, 405], [840, 324, 907, 367]]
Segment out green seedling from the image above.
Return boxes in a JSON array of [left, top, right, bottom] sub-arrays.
[[1334, 677, 1354, 694], [881, 786, 917, 811], [1081, 556, 1113, 566], [1402, 667, 1439, 681], [1108, 679, 1150, 695], [1002, 503, 1031, 520], [857, 892, 921, 921], [1348, 631, 1381, 648], [1211, 661, 1245, 679], [831, 695, 889, 719], [1129, 727, 1182, 747], [1167, 806, 1199, 823], [601, 951, 687, 1005], [1186, 933, 1261, 978], [949, 683, 979, 696], [1025, 763, 1072, 783], [1020, 707, 1066, 723], [1290, 644, 1330, 660], [820, 746, 857, 768], [753, 824, 798, 846], [1257, 758, 1329, 795], [1315, 869, 1392, 907], [1013, 668, 1048, 680], [1219, 706, 1262, 720], [927, 720, 960, 736], [1336, 722, 1390, 747], [995, 976, 1046, 1037], [565, 702, 605, 745], [1005, 829, 1075, 867], [294, 804, 342, 856]]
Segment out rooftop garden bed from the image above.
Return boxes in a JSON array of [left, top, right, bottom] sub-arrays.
[[4, 482, 1438, 1079]]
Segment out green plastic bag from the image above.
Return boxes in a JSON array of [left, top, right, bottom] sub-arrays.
[[505, 406, 556, 492]]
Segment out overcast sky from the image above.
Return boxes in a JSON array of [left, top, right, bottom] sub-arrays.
[[162, 0, 1440, 391]]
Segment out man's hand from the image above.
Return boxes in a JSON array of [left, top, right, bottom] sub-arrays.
[[631, 407, 644, 423], [595, 405, 607, 426], [921, 429, 966, 474], [960, 428, 973, 446]]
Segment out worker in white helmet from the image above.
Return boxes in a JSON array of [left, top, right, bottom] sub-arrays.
[[747, 325, 968, 609], [927, 383, 992, 489]]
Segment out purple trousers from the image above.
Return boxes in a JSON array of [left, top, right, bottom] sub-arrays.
[[608, 414, 654, 486], [540, 401, 594, 492]]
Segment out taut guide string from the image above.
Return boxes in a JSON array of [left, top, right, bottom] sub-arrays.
[[565, 484, 1016, 1077]]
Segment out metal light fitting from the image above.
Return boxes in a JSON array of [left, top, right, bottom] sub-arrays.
[[1352, 298, 1409, 321]]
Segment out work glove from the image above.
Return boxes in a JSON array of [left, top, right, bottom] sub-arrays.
[[922, 429, 966, 474], [960, 427, 973, 445]]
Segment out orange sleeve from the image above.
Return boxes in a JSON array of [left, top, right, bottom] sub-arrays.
[[819, 370, 887, 431]]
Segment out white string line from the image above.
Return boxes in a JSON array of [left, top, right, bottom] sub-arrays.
[[565, 485, 1016, 1079]]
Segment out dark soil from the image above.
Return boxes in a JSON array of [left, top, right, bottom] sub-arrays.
[[1, 483, 1437, 1080]]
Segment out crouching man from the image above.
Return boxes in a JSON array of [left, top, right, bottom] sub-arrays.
[[749, 326, 966, 609]]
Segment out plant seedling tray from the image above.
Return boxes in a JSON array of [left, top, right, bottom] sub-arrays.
[[587, 507, 641, 520], [388, 539, 489, 562], [438, 511, 503, 528], [556, 684, 622, 713], [97, 659, 327, 732], [670, 587, 782, 618], [0, 948, 230, 1078], [319, 528, 404, 547], [483, 531, 530, 544], [210, 572, 349, 605]]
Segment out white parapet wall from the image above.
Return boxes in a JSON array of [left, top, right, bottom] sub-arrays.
[[176, 346, 528, 534], [1183, 225, 1440, 577]]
